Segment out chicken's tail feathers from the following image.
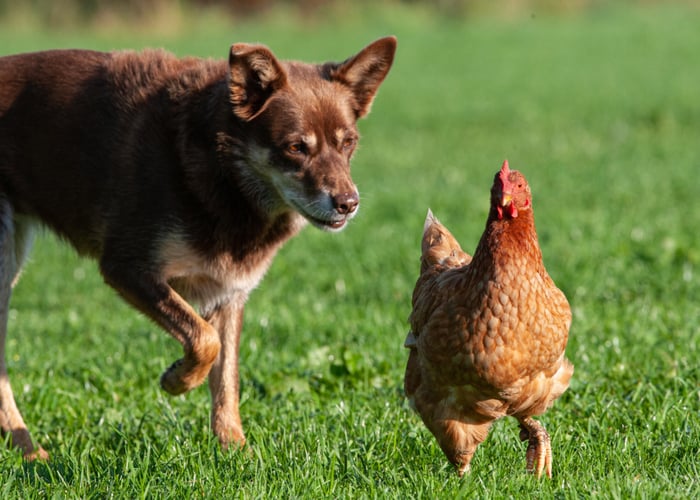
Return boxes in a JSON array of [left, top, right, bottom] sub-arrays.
[[424, 208, 438, 233], [422, 208, 451, 252], [420, 209, 471, 270]]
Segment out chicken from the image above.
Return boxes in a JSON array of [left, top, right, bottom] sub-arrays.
[[404, 160, 573, 478]]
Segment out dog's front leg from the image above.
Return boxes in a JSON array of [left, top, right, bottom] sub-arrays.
[[205, 297, 246, 449], [100, 263, 221, 395]]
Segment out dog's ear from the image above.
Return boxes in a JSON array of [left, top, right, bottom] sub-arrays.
[[228, 43, 288, 121], [325, 36, 397, 119]]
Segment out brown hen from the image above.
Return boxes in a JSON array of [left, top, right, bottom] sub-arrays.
[[405, 160, 573, 478]]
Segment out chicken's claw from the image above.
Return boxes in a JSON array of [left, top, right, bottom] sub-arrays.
[[457, 463, 471, 477], [518, 418, 552, 479]]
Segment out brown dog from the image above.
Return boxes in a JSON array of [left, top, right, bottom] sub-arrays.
[[0, 36, 396, 459]]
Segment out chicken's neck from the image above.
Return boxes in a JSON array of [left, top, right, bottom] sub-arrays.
[[472, 208, 543, 274]]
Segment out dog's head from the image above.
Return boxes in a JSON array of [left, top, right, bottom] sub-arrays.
[[226, 36, 396, 232]]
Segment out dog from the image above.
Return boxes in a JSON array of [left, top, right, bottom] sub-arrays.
[[0, 36, 396, 459]]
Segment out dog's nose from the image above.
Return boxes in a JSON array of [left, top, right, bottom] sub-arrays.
[[333, 192, 359, 215]]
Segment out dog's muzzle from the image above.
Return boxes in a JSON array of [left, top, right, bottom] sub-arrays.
[[332, 192, 359, 217], [297, 191, 359, 232]]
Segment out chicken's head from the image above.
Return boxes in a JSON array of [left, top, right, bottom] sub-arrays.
[[492, 160, 531, 220]]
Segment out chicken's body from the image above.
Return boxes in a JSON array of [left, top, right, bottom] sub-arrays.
[[405, 161, 573, 477]]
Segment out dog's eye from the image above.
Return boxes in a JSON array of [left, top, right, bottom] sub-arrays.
[[287, 143, 305, 155], [342, 137, 357, 150]]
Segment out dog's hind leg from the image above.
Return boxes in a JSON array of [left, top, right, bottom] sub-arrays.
[[0, 198, 47, 459], [205, 297, 247, 450]]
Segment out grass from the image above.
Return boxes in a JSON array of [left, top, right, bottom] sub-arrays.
[[1, 2, 699, 498]]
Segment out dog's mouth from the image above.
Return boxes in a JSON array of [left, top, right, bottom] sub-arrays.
[[305, 213, 349, 232], [289, 201, 351, 232]]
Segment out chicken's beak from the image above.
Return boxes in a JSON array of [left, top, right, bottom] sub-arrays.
[[500, 192, 519, 218]]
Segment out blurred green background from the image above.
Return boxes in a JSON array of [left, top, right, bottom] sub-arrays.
[[1, 1, 698, 497]]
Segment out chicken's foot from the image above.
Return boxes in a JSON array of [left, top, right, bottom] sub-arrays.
[[517, 417, 552, 478], [455, 449, 476, 477]]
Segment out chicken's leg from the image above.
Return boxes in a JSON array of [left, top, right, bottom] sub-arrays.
[[517, 416, 552, 478]]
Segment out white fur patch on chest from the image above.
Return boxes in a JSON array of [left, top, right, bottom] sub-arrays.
[[157, 233, 272, 308]]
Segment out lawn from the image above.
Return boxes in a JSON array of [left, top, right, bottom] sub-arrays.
[[1, 2, 699, 498]]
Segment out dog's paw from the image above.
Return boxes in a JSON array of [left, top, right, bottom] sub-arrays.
[[24, 446, 49, 461], [161, 359, 186, 394], [160, 358, 206, 395], [215, 425, 246, 450], [220, 434, 252, 458]]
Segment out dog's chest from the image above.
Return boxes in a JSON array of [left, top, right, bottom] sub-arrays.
[[157, 236, 275, 307]]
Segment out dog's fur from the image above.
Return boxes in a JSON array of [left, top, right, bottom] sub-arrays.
[[0, 36, 396, 459]]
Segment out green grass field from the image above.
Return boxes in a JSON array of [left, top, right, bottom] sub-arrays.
[[1, 3, 699, 498]]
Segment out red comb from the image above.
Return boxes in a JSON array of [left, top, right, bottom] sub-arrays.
[[499, 160, 510, 183]]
